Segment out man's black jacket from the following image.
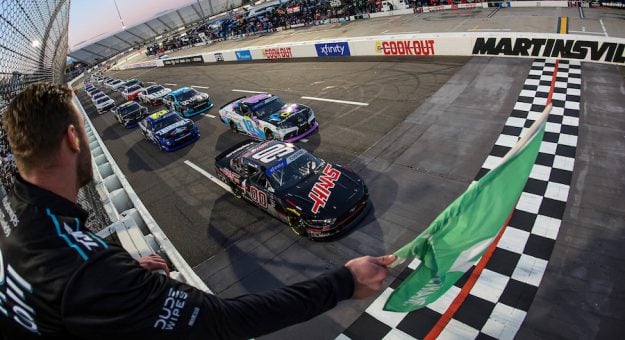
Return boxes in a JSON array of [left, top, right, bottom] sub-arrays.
[[0, 176, 354, 339]]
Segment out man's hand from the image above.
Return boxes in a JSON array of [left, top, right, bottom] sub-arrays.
[[345, 254, 396, 299], [138, 253, 170, 276]]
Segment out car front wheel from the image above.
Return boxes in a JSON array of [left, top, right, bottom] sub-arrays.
[[288, 215, 307, 237], [229, 121, 238, 133]]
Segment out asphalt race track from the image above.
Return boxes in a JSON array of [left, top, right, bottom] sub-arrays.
[[78, 8, 625, 340]]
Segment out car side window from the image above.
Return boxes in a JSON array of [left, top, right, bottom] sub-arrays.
[[255, 173, 271, 190], [241, 105, 251, 117], [230, 158, 243, 174]]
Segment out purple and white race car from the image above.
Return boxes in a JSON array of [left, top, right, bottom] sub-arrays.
[[218, 93, 318, 142]]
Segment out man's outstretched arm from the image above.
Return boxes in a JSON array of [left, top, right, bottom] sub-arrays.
[[62, 247, 394, 340]]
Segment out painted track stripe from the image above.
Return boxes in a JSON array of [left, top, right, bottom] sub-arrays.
[[469, 28, 511, 31], [165, 83, 177, 86], [192, 85, 209, 89], [600, 19, 608, 37], [301, 96, 369, 106], [184, 160, 233, 194], [147, 81, 156, 84], [232, 89, 266, 94], [204, 114, 216, 118]]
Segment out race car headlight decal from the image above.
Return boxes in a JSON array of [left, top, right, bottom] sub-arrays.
[[307, 218, 336, 227]]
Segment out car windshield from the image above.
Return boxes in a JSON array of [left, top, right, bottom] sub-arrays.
[[266, 149, 325, 188], [250, 97, 286, 118], [126, 84, 141, 92], [112, 80, 122, 85], [92, 92, 104, 98], [118, 103, 140, 117], [152, 115, 180, 131], [96, 97, 110, 104], [176, 88, 198, 101], [125, 80, 138, 87], [147, 85, 164, 94]]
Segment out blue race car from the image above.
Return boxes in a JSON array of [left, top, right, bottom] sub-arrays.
[[138, 109, 200, 151], [163, 87, 213, 118]]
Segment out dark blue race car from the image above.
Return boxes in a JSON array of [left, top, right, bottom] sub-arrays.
[[112, 101, 149, 128], [138, 109, 200, 151]]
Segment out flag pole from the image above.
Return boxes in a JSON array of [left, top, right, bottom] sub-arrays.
[[500, 103, 552, 164]]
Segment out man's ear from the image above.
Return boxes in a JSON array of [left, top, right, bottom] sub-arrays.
[[67, 124, 80, 152]]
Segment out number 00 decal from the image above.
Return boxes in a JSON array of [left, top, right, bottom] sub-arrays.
[[249, 187, 268, 208], [252, 144, 295, 163]]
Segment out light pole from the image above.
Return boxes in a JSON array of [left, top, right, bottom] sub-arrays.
[[113, 0, 126, 30]]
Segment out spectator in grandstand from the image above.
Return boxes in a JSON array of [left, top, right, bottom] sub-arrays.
[[0, 83, 395, 339]]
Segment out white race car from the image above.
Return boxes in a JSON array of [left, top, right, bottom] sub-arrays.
[[94, 95, 115, 113], [138, 84, 172, 106]]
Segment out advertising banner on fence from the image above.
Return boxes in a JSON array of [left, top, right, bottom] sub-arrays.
[[315, 42, 351, 57], [162, 55, 204, 66], [235, 50, 252, 61], [375, 40, 436, 56], [263, 47, 293, 59], [472, 37, 625, 64]]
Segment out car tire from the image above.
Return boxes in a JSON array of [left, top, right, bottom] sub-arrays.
[[229, 121, 238, 133], [288, 215, 307, 237]]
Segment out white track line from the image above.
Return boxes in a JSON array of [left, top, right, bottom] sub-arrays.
[[192, 85, 209, 89], [569, 30, 604, 36], [165, 83, 177, 86], [301, 96, 369, 106], [469, 28, 512, 31], [184, 160, 233, 194], [147, 81, 156, 84], [232, 89, 266, 94], [600, 19, 608, 37], [204, 114, 216, 118], [381, 31, 421, 34]]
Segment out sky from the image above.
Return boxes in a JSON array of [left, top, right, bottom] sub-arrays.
[[68, 0, 196, 51]]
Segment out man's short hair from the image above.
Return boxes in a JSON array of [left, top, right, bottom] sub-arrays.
[[2, 83, 77, 171]]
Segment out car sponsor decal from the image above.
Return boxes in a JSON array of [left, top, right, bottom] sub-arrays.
[[263, 47, 293, 59], [308, 164, 341, 214], [251, 143, 296, 163], [157, 120, 188, 135], [149, 110, 170, 119], [221, 167, 241, 184], [266, 149, 307, 175], [472, 37, 625, 64], [235, 50, 252, 61], [315, 42, 351, 57], [248, 186, 268, 208], [375, 40, 435, 56]]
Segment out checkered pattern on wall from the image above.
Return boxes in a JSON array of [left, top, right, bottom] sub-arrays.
[[339, 59, 581, 340]]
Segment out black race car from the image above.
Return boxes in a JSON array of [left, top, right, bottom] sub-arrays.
[[215, 140, 371, 239], [112, 101, 149, 128]]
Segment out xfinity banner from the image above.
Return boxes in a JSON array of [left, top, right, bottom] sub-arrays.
[[472, 37, 625, 65], [235, 50, 252, 61], [315, 42, 351, 57], [163, 55, 204, 66]]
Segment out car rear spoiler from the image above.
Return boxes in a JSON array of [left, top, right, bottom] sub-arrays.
[[215, 139, 257, 163], [219, 96, 246, 110]]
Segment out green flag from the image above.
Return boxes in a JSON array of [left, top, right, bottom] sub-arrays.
[[383, 104, 552, 312]]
